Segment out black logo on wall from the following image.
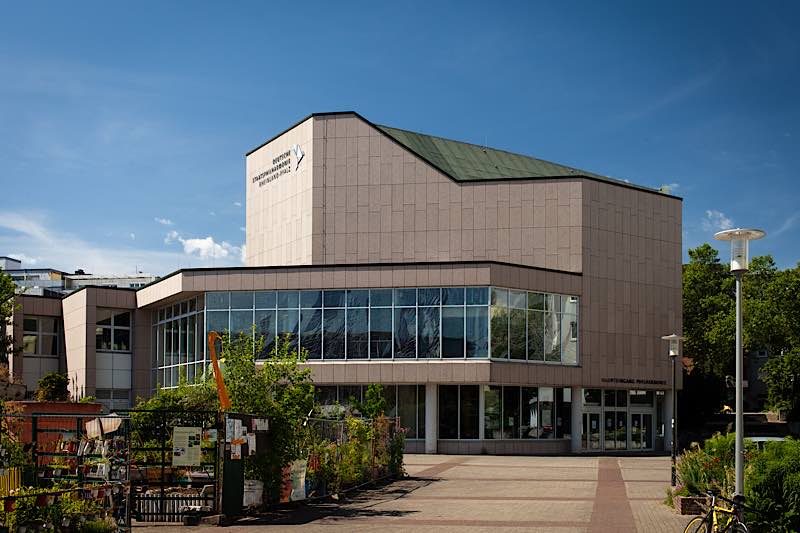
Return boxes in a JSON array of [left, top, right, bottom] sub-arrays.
[[252, 143, 305, 188]]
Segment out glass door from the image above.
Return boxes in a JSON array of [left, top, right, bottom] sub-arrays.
[[631, 413, 642, 449], [615, 411, 627, 450], [604, 410, 627, 450], [630, 413, 653, 450], [604, 411, 616, 449], [582, 412, 601, 450]]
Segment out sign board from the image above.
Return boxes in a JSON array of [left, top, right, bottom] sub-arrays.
[[172, 427, 202, 467]]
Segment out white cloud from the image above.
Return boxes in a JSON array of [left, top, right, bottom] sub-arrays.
[[209, 211, 216, 217], [129, 233, 136, 240], [154, 217, 174, 226], [0, 211, 241, 275], [164, 230, 243, 261], [6, 253, 38, 266], [659, 182, 680, 194], [702, 210, 734, 232], [239, 226, 246, 232], [233, 201, 242, 207], [773, 213, 800, 237]]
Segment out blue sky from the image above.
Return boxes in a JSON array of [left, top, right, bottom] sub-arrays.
[[1, 1, 798, 274]]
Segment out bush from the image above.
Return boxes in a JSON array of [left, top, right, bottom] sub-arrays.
[[676, 432, 738, 496], [0, 485, 102, 531], [745, 437, 800, 532], [35, 372, 69, 402]]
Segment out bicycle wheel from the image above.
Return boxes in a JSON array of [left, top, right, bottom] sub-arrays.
[[683, 515, 711, 533], [731, 523, 748, 533]]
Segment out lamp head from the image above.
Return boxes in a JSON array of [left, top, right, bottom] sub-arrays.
[[714, 228, 765, 272], [661, 334, 684, 358]]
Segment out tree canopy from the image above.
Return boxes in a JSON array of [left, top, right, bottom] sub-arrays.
[[683, 244, 800, 416]]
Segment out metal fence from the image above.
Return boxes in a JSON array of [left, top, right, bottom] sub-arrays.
[[303, 416, 401, 500], [117, 409, 221, 523], [0, 411, 132, 529]]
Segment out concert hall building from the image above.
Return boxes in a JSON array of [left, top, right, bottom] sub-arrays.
[[9, 111, 682, 455]]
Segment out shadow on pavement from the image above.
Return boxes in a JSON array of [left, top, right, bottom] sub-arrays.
[[233, 476, 436, 526]]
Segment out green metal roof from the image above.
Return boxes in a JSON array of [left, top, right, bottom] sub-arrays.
[[246, 111, 677, 198], [376, 124, 622, 184]]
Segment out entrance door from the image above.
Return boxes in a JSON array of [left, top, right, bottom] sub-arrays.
[[582, 412, 601, 450], [630, 413, 653, 450], [604, 411, 627, 450], [615, 411, 627, 450]]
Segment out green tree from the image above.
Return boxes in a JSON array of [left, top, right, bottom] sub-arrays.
[[356, 384, 388, 419], [683, 245, 800, 418], [682, 244, 734, 377], [0, 271, 17, 365], [218, 330, 316, 500], [761, 349, 800, 418]]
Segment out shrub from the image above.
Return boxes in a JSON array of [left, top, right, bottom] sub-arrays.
[[35, 372, 70, 402], [676, 433, 736, 496], [745, 437, 800, 532], [0, 485, 102, 531]]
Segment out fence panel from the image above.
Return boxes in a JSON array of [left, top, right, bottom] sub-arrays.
[[0, 467, 21, 497], [117, 409, 221, 523]]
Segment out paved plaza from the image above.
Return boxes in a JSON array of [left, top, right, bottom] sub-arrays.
[[135, 454, 693, 532]]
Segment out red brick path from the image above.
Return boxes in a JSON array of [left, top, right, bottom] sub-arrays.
[[589, 457, 637, 532]]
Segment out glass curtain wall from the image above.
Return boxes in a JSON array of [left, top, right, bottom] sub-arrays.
[[314, 384, 426, 439], [201, 288, 491, 361], [153, 296, 204, 388], [491, 288, 579, 365], [484, 385, 571, 439], [153, 286, 578, 384]]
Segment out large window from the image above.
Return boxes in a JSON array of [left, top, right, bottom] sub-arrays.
[[485, 385, 570, 440], [157, 287, 575, 368], [95, 310, 131, 352], [23, 317, 60, 356], [491, 288, 579, 365], [439, 385, 479, 439], [153, 296, 204, 389], [314, 384, 425, 439], [21, 317, 61, 392], [199, 288, 493, 361]]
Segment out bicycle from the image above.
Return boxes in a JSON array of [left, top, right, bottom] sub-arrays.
[[683, 489, 748, 532]]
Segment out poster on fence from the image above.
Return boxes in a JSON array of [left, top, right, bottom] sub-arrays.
[[172, 427, 202, 466], [280, 460, 307, 502]]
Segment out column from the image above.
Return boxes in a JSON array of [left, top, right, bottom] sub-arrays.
[[664, 389, 674, 452], [425, 383, 438, 454], [571, 386, 582, 453]]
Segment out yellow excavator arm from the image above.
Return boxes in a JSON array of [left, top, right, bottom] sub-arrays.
[[207, 331, 232, 411]]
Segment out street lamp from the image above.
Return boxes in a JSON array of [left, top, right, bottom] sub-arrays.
[[714, 228, 766, 497], [662, 333, 683, 487]]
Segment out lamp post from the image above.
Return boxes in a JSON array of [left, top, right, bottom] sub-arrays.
[[714, 228, 765, 497], [662, 333, 683, 487]]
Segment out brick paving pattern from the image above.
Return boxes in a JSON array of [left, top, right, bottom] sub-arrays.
[[133, 454, 695, 532]]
